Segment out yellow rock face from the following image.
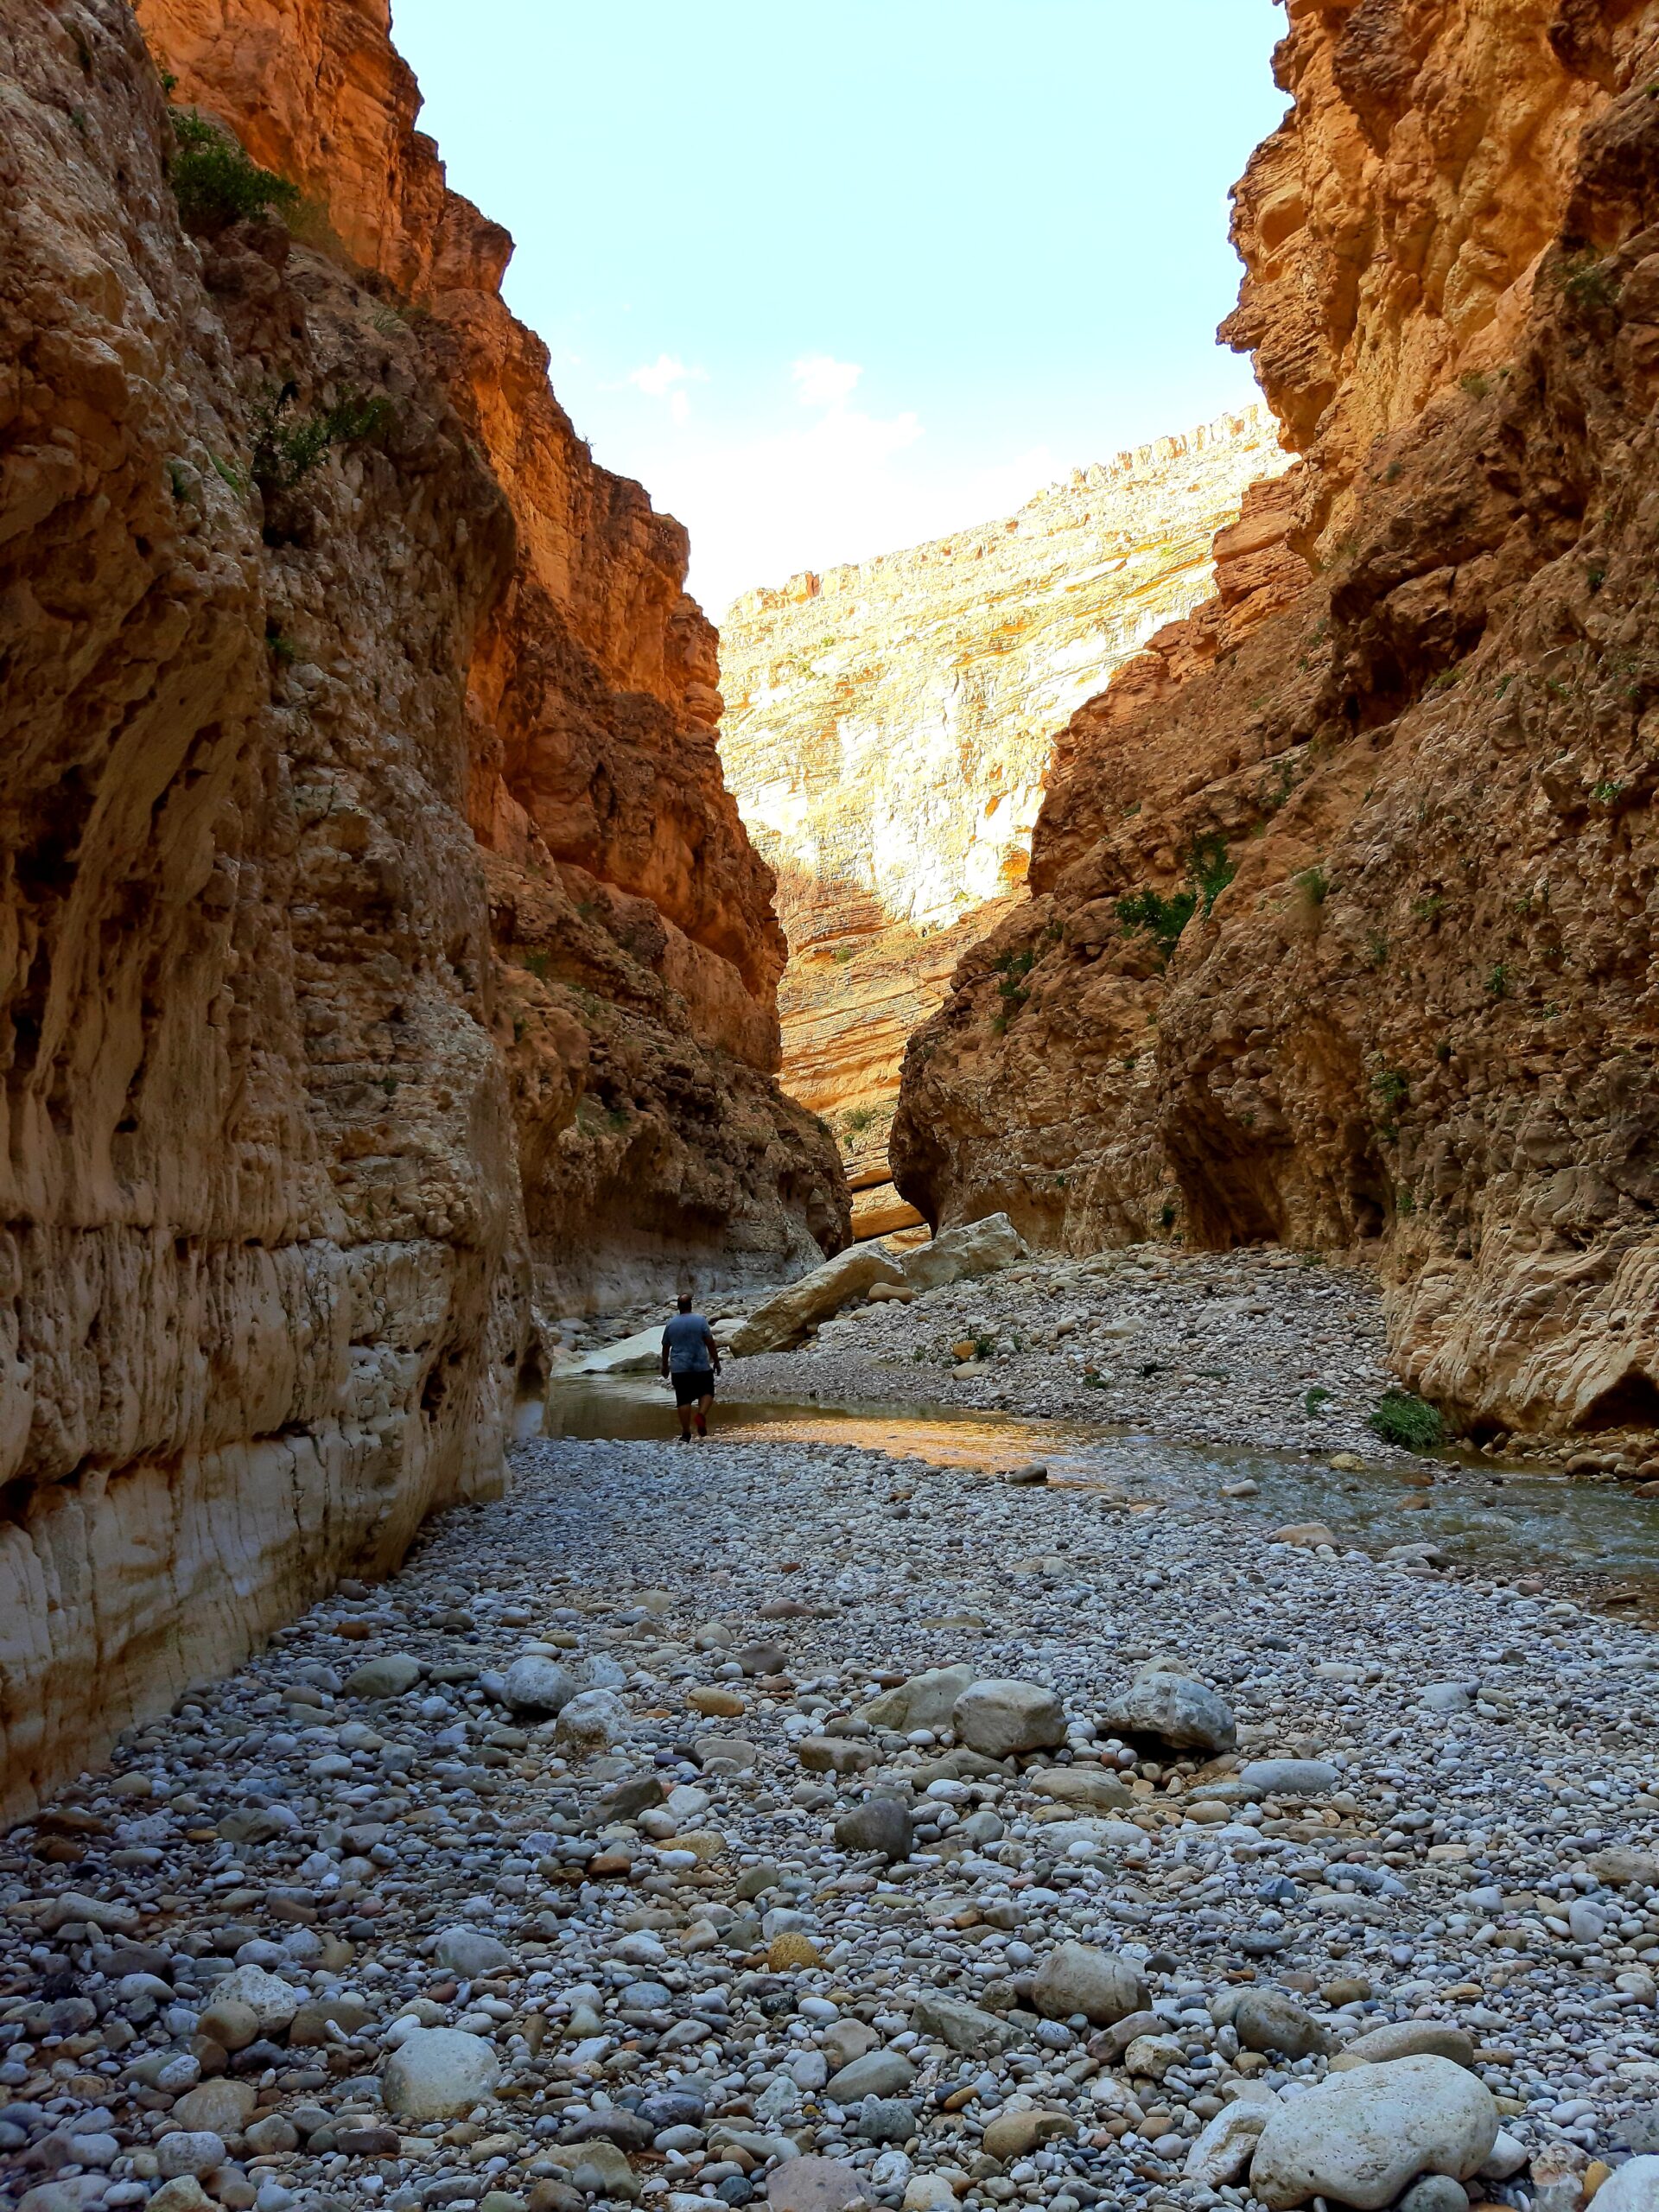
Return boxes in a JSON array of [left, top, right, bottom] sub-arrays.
[[719, 410, 1288, 1230]]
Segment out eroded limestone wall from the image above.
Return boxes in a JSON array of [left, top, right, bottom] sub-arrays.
[[137, 0, 849, 1313], [893, 0, 1659, 1442], [0, 0, 843, 1820], [0, 0, 534, 1817], [720, 410, 1288, 1235]]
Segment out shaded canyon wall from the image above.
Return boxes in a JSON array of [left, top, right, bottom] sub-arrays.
[[720, 410, 1288, 1237], [893, 0, 1659, 1441], [135, 0, 849, 1309], [0, 0, 842, 1819]]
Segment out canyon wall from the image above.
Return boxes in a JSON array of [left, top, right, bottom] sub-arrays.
[[720, 410, 1288, 1237], [894, 0, 1659, 1441], [136, 0, 849, 1309], [0, 0, 842, 1819]]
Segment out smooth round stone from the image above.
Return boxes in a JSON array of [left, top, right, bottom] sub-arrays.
[[344, 1654, 423, 1699], [1332, 2022, 1474, 2072], [1031, 1941, 1147, 2025], [1249, 2055, 1499, 2212], [1397, 2178, 1471, 2212], [156, 2133, 227, 2180], [834, 1796, 914, 1861], [951, 1678, 1066, 1758], [172, 2080, 258, 2134], [982, 2110, 1077, 2161], [383, 2025, 504, 2120], [824, 2050, 916, 2103], [765, 2155, 865, 2212], [1235, 1989, 1327, 2060], [501, 1654, 578, 1715], [204, 1965, 299, 2034], [1236, 1759, 1339, 1798], [857, 2098, 917, 2145], [435, 1924, 512, 1975]]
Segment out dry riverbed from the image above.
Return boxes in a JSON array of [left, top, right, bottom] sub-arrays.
[[6, 1427, 1659, 2212], [728, 1249, 1396, 1464]]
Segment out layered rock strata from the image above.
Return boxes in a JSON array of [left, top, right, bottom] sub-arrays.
[[137, 0, 848, 1306], [721, 410, 1288, 1235], [894, 0, 1659, 1440], [0, 0, 840, 1818]]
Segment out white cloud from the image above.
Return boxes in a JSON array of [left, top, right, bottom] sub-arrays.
[[628, 352, 702, 398], [645, 363, 922, 610], [626, 353, 709, 425], [791, 353, 864, 409], [599, 355, 1073, 612]]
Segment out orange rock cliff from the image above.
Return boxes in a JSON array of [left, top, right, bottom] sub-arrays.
[[893, 0, 1659, 1443], [0, 0, 845, 1817]]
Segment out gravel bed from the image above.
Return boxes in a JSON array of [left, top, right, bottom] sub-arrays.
[[723, 1249, 1407, 1464], [6, 1438, 1659, 2212]]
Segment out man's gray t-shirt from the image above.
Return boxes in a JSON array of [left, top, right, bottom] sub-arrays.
[[663, 1313, 715, 1373]]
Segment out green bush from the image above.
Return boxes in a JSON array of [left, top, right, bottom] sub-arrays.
[[1114, 836, 1234, 961], [251, 384, 394, 499], [168, 111, 298, 231], [1187, 832, 1236, 915], [1369, 1389, 1445, 1452], [1554, 250, 1617, 313], [1117, 886, 1198, 955]]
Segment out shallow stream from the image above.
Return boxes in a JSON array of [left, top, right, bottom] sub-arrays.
[[542, 1375, 1659, 1617]]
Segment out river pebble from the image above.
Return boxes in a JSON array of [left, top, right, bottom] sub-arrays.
[[5, 1429, 1659, 2212]]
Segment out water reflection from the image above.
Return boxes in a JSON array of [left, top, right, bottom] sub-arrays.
[[540, 1376, 1659, 1618]]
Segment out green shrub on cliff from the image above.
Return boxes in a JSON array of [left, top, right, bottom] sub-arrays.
[[250, 384, 394, 498], [168, 111, 298, 231], [1116, 886, 1198, 955]]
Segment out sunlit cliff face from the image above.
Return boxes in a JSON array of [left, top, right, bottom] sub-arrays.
[[720, 408, 1289, 1236]]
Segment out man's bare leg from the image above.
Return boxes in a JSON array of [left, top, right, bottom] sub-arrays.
[[695, 1391, 713, 1439]]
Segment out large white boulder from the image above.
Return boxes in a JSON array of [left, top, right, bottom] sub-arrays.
[[900, 1212, 1026, 1291], [1593, 2158, 1659, 2212], [1249, 2055, 1498, 2210], [383, 2026, 502, 2120], [578, 1327, 666, 1375], [728, 1245, 906, 1355]]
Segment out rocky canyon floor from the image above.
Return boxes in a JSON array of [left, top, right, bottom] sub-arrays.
[[6, 1347, 1659, 2212]]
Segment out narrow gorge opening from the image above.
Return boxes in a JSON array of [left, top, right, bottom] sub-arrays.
[[8, 22, 1659, 2158]]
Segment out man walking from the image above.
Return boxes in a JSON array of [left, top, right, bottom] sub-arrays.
[[660, 1292, 720, 1441]]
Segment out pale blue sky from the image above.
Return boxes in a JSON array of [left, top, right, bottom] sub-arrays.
[[389, 1, 1288, 614]]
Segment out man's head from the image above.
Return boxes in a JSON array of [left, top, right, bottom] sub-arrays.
[[677, 1292, 692, 1313]]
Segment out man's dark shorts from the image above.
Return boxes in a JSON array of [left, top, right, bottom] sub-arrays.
[[672, 1368, 715, 1407]]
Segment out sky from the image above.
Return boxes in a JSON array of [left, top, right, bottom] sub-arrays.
[[389, 1, 1289, 617]]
